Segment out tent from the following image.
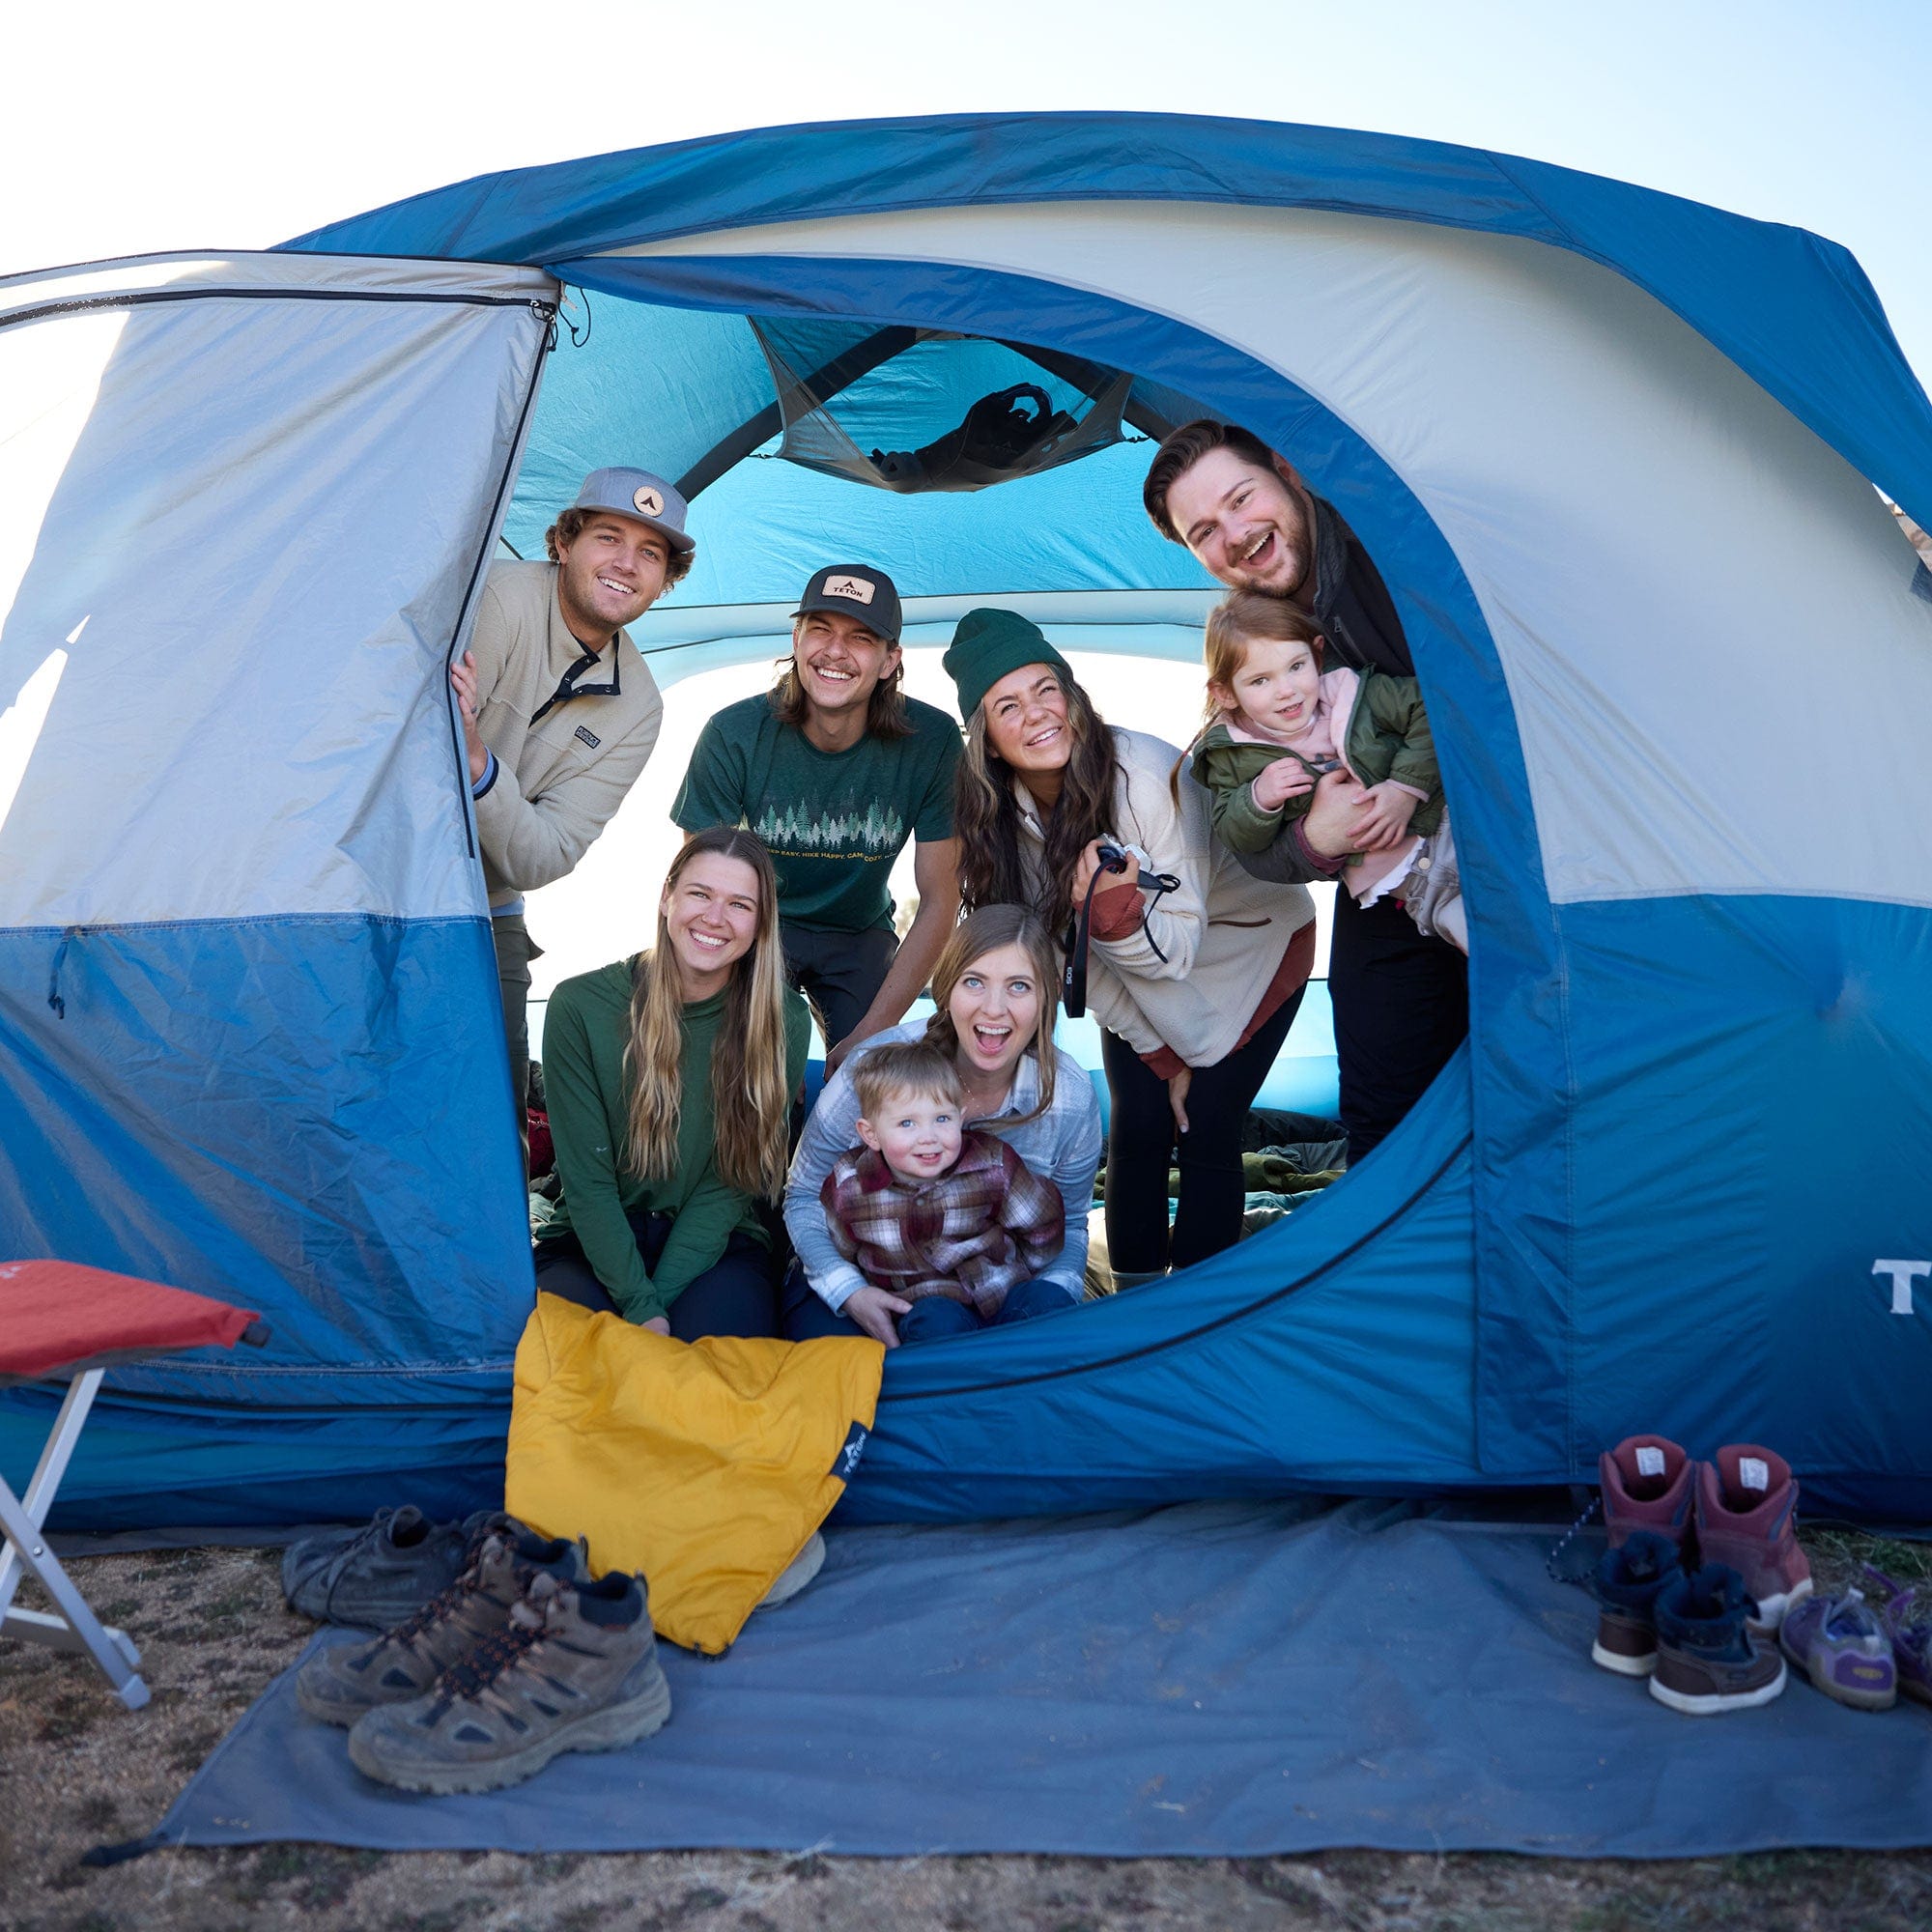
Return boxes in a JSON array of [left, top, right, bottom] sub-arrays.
[[3, 114, 1930, 1531]]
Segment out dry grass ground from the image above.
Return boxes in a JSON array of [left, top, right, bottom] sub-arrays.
[[3, 1537, 1930, 1932]]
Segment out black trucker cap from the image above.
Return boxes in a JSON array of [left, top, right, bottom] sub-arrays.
[[792, 563, 903, 643]]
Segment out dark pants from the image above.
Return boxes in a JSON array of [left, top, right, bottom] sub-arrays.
[[781, 1260, 858, 1341], [492, 911, 542, 1117], [1328, 890, 1468, 1165], [781, 921, 898, 1056], [535, 1220, 779, 1341], [1101, 985, 1305, 1276], [896, 1276, 1072, 1345]]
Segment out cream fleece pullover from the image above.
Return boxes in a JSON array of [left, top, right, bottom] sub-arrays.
[[468, 560, 663, 907], [1019, 726, 1316, 1066]]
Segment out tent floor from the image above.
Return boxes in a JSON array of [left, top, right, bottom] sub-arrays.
[[149, 1499, 1932, 1860]]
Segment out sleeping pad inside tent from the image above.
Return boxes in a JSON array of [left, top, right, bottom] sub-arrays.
[[2, 113, 1931, 1533]]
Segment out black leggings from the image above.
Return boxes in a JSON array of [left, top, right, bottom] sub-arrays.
[[534, 1224, 778, 1340], [1101, 985, 1305, 1275]]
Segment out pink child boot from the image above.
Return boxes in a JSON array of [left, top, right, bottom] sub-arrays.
[[1694, 1444, 1812, 1633], [1600, 1435, 1696, 1557]]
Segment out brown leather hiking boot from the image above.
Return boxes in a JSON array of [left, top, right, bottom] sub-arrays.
[[1649, 1564, 1787, 1716], [347, 1568, 670, 1794], [297, 1523, 586, 1727]]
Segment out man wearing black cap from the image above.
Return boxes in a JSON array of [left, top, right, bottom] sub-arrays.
[[671, 565, 961, 1071], [453, 466, 692, 1125]]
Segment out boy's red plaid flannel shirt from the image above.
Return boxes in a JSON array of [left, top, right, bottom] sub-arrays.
[[819, 1129, 1065, 1317]]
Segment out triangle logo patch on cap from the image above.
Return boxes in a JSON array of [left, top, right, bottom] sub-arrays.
[[633, 486, 665, 518], [824, 574, 875, 605]]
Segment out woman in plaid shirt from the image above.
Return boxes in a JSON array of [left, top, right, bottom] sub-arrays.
[[782, 906, 1103, 1348]]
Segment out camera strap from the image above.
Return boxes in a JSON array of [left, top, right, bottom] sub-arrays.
[[1061, 857, 1181, 1020]]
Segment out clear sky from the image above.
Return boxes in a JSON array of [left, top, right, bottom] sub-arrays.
[[5, 0, 1927, 380]]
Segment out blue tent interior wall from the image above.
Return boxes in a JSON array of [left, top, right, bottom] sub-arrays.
[[6, 113, 1932, 1528]]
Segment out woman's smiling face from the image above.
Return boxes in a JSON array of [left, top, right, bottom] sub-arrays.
[[981, 664, 1072, 774], [660, 850, 761, 994], [947, 941, 1042, 1086]]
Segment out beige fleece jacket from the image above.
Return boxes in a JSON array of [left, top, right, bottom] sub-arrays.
[[1019, 726, 1316, 1066], [468, 560, 663, 906]]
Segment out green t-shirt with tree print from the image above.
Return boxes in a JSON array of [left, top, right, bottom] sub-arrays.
[[670, 694, 961, 933]]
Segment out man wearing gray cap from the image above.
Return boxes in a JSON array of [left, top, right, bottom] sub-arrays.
[[452, 467, 690, 1128]]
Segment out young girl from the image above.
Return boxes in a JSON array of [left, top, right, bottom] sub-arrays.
[[1188, 592, 1466, 952], [534, 826, 810, 1338]]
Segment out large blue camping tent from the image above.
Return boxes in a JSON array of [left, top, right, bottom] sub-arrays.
[[2, 114, 1929, 1529]]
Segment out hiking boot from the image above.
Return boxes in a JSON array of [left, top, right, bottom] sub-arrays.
[[1861, 1566, 1932, 1707], [757, 1531, 825, 1611], [1694, 1445, 1811, 1631], [1600, 1435, 1696, 1557], [1588, 1529, 1682, 1676], [348, 1569, 670, 1794], [1649, 1564, 1787, 1715], [1779, 1588, 1896, 1711], [297, 1523, 585, 1727], [283, 1507, 508, 1630]]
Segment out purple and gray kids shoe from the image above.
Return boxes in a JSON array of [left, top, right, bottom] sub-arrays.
[[1779, 1588, 1896, 1711], [1649, 1563, 1786, 1716], [1861, 1565, 1932, 1708], [1588, 1529, 1683, 1677]]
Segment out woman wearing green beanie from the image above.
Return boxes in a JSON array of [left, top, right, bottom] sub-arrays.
[[941, 608, 1320, 1282]]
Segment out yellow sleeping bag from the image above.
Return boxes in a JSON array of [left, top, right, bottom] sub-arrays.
[[506, 1293, 884, 1655]]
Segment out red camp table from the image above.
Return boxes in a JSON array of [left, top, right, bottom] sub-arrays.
[[0, 1260, 266, 1710]]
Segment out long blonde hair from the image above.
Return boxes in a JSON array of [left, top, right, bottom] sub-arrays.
[[623, 827, 792, 1201], [921, 904, 1061, 1128]]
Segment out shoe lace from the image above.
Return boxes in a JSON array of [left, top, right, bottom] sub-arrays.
[[438, 1609, 547, 1702], [1546, 1492, 1602, 1589], [318, 1508, 404, 1624]]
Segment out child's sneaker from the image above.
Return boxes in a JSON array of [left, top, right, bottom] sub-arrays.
[[1649, 1564, 1787, 1715], [1861, 1566, 1932, 1708], [1693, 1444, 1811, 1631], [348, 1568, 670, 1794], [1600, 1435, 1696, 1556], [297, 1523, 586, 1726], [1588, 1529, 1682, 1676], [1779, 1588, 1896, 1711]]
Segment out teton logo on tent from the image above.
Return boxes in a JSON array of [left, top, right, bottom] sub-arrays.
[[633, 486, 664, 518], [1874, 1259, 1930, 1315], [575, 724, 601, 750], [823, 575, 875, 605]]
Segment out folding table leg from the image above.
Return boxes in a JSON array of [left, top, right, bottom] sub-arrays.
[[0, 1372, 150, 1711]]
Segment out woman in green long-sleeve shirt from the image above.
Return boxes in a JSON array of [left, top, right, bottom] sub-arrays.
[[534, 826, 810, 1337]]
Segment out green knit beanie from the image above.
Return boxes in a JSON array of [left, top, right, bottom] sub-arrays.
[[942, 608, 1073, 724]]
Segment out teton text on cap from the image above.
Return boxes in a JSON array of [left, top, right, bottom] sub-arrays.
[[634, 486, 665, 518], [824, 575, 875, 605]]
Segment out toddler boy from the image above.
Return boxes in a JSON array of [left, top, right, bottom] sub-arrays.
[[820, 1041, 1066, 1342]]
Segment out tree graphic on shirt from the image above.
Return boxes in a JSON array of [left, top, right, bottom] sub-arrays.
[[754, 801, 906, 856]]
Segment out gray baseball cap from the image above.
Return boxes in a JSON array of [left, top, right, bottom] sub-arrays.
[[571, 467, 695, 556]]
